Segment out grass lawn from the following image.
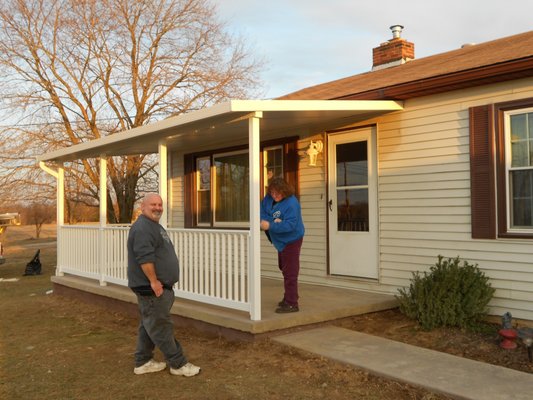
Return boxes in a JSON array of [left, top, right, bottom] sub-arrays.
[[0, 225, 446, 400]]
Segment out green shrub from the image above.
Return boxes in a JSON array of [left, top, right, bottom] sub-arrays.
[[396, 255, 495, 331]]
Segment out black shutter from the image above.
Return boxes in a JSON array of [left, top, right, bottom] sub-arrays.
[[284, 141, 299, 198], [469, 105, 496, 239]]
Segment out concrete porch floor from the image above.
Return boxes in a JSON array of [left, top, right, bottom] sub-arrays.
[[51, 275, 398, 340]]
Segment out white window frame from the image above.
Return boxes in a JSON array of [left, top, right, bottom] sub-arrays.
[[504, 106, 533, 233], [196, 156, 212, 227]]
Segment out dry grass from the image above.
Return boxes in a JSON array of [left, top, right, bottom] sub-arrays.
[[0, 225, 447, 400]]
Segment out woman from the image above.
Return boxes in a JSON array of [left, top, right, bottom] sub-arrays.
[[260, 177, 305, 313]]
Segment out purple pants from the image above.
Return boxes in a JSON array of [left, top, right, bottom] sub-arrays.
[[278, 238, 303, 307]]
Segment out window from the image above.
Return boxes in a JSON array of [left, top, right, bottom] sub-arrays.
[[184, 138, 298, 228], [505, 108, 533, 231], [214, 150, 249, 226], [335, 141, 369, 232], [470, 98, 533, 239], [263, 145, 283, 194]]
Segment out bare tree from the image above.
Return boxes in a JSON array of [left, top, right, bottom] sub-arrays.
[[0, 0, 263, 222], [23, 202, 56, 239]]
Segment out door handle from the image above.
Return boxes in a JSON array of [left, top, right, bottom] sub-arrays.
[[328, 199, 333, 211]]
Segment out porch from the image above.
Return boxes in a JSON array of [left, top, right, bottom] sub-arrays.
[[38, 100, 404, 323], [51, 274, 398, 339]]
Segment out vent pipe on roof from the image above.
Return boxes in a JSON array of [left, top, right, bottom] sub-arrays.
[[390, 25, 404, 39]]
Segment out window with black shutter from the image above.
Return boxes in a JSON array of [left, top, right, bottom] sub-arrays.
[[470, 98, 533, 239]]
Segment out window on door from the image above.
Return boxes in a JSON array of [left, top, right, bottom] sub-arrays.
[[336, 141, 369, 232], [263, 145, 283, 194]]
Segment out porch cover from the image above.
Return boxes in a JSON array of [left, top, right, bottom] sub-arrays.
[[37, 99, 403, 320]]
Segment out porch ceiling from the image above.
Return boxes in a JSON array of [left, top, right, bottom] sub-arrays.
[[37, 99, 403, 163]]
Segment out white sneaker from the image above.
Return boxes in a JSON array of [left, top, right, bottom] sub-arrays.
[[133, 359, 167, 375], [170, 362, 201, 377]]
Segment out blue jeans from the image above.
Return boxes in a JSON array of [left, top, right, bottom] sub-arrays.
[[134, 288, 187, 369]]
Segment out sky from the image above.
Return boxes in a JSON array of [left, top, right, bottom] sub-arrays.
[[213, 0, 533, 99]]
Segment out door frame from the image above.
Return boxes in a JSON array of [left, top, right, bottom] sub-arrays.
[[326, 125, 379, 280]]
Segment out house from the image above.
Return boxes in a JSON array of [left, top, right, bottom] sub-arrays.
[[38, 26, 533, 333]]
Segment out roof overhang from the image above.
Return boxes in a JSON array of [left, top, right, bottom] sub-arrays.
[[338, 57, 533, 101], [37, 99, 403, 163]]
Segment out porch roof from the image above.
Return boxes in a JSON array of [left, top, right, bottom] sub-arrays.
[[37, 99, 403, 162]]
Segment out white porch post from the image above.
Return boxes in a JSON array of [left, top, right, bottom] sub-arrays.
[[56, 165, 65, 227], [248, 112, 262, 320], [56, 165, 65, 277], [99, 155, 107, 286], [39, 161, 64, 276], [158, 140, 168, 228]]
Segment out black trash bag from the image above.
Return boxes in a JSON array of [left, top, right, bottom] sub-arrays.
[[24, 249, 42, 276]]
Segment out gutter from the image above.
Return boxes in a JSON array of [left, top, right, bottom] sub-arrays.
[[39, 161, 59, 178]]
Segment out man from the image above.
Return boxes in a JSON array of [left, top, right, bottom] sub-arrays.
[[127, 193, 200, 377]]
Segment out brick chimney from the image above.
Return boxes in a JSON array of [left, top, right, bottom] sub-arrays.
[[372, 25, 414, 71]]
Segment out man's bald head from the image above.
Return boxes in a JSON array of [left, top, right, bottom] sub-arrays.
[[141, 193, 163, 222]]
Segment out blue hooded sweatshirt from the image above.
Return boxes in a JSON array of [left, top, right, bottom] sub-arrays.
[[260, 194, 305, 252]]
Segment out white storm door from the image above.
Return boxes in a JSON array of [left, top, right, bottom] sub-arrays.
[[328, 127, 378, 279]]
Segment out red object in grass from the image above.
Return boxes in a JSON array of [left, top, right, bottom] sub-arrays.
[[499, 328, 518, 349]]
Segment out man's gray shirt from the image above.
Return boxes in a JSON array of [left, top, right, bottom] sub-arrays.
[[127, 214, 179, 289]]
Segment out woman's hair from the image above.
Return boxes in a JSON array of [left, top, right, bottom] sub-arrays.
[[267, 177, 294, 198]]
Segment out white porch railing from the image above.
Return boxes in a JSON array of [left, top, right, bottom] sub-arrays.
[[57, 225, 250, 312]]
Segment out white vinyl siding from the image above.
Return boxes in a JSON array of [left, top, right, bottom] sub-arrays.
[[376, 78, 533, 321], [292, 78, 533, 319], [168, 77, 533, 321]]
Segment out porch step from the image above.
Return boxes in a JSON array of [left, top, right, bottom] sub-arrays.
[[273, 326, 533, 400], [51, 275, 398, 336]]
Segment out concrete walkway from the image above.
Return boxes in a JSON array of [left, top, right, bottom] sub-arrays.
[[273, 326, 533, 400]]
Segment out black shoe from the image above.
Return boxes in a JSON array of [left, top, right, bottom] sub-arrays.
[[278, 299, 286, 307], [275, 303, 299, 313]]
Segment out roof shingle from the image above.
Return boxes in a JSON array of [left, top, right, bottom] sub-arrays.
[[279, 30, 533, 100]]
